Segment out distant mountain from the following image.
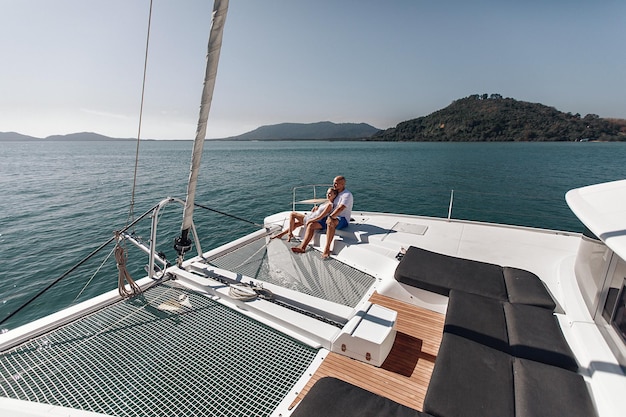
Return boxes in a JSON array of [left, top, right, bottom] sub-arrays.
[[372, 94, 626, 142], [225, 121, 380, 140], [44, 132, 133, 141], [0, 131, 134, 141], [0, 131, 40, 141], [4, 98, 625, 142]]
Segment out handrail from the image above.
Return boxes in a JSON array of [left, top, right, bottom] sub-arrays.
[[434, 187, 577, 231], [288, 183, 576, 231], [292, 184, 331, 211], [149, 197, 202, 278]]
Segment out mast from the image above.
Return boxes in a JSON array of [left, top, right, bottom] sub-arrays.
[[174, 0, 229, 262]]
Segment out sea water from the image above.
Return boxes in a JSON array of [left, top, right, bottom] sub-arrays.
[[1, 140, 624, 329]]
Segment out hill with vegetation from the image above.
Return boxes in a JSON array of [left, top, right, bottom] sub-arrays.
[[225, 121, 379, 140], [372, 94, 625, 142]]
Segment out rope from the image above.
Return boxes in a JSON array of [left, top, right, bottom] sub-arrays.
[[115, 233, 142, 298], [127, 0, 153, 227], [228, 283, 274, 301], [228, 284, 258, 301]]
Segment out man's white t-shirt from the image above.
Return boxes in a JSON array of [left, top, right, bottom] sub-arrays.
[[335, 189, 353, 221]]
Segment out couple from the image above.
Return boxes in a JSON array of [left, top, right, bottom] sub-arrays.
[[273, 176, 353, 259]]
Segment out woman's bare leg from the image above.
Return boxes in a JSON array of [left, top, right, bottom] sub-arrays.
[[292, 221, 322, 253], [272, 212, 304, 240]]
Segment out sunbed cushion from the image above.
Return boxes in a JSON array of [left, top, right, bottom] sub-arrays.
[[291, 377, 432, 417], [424, 333, 515, 417], [504, 303, 578, 372], [444, 290, 509, 352], [395, 246, 508, 301], [503, 267, 556, 310], [513, 358, 597, 417]]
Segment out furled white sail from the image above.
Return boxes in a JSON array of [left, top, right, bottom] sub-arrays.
[[176, 0, 229, 257]]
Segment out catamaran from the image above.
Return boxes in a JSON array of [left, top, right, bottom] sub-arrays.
[[1, 1, 624, 416]]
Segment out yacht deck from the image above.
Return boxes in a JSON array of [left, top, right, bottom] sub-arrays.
[[290, 292, 445, 412]]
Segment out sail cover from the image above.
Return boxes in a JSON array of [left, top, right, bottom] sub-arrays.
[[180, 0, 229, 247]]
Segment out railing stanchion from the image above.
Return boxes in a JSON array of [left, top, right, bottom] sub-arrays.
[[447, 190, 454, 221], [292, 184, 331, 212]]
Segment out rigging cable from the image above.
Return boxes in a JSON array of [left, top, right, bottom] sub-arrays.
[[73, 245, 117, 302], [193, 202, 264, 228], [0, 204, 159, 327], [127, 0, 154, 227]]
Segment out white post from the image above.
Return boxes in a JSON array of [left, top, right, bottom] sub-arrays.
[[447, 190, 454, 221]]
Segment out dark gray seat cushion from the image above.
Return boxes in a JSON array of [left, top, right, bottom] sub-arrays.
[[513, 358, 597, 417], [444, 289, 509, 352], [504, 303, 578, 372], [424, 333, 515, 417], [395, 247, 557, 310], [395, 246, 508, 301], [291, 377, 433, 417], [503, 267, 556, 310], [444, 290, 577, 372]]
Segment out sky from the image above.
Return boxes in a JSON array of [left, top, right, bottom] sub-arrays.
[[1, 0, 625, 140]]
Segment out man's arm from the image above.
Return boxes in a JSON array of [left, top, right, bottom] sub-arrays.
[[329, 204, 346, 219], [309, 203, 333, 223]]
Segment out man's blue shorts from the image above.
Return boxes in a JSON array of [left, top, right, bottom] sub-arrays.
[[316, 216, 329, 230], [336, 216, 349, 230]]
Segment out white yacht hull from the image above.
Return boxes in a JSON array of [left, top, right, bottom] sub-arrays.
[[1, 184, 625, 417]]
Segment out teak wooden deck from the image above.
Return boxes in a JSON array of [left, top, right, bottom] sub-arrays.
[[290, 292, 445, 411]]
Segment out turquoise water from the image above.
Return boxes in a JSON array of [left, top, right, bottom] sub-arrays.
[[1, 140, 624, 329]]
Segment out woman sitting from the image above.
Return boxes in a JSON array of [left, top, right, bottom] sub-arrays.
[[291, 188, 340, 255], [272, 188, 338, 242]]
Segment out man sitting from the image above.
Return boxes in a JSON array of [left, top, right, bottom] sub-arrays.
[[323, 175, 353, 258], [291, 175, 353, 258]]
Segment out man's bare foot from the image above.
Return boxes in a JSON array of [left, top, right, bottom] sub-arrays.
[[291, 247, 306, 254], [286, 234, 294, 242], [321, 251, 331, 259]]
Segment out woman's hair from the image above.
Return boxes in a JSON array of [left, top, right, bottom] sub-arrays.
[[327, 188, 338, 197]]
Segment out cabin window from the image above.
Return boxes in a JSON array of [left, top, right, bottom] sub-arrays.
[[598, 257, 626, 366], [603, 286, 620, 323], [610, 280, 626, 344]]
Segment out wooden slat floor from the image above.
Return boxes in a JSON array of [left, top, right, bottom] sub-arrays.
[[289, 292, 445, 411]]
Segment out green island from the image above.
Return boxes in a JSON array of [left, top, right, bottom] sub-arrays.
[[372, 94, 626, 142]]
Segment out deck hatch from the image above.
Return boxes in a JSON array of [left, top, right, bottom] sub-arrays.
[[210, 237, 376, 307], [391, 222, 429, 235], [0, 283, 318, 417]]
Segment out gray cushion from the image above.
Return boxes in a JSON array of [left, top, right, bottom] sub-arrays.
[[424, 333, 515, 417], [444, 290, 509, 352], [503, 267, 556, 310], [291, 377, 433, 417], [513, 358, 597, 417], [504, 303, 578, 372], [395, 246, 508, 301]]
